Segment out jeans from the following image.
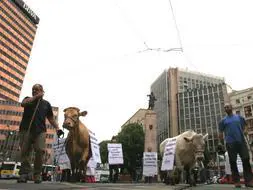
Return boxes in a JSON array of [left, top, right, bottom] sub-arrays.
[[19, 131, 46, 176], [226, 141, 253, 183]]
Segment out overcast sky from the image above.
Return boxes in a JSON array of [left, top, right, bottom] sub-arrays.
[[21, 0, 253, 142]]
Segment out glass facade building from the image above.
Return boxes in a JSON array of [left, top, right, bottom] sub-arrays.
[[0, 0, 39, 102], [178, 84, 227, 152], [151, 68, 229, 151], [229, 87, 253, 142], [0, 1, 59, 164]]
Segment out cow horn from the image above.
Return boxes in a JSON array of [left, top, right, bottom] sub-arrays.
[[203, 133, 208, 140]]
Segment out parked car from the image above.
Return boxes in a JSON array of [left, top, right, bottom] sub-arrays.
[[95, 169, 110, 183], [42, 165, 56, 181], [0, 162, 21, 179]]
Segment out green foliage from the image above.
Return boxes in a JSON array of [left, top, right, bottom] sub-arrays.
[[99, 140, 110, 164], [117, 123, 144, 176]]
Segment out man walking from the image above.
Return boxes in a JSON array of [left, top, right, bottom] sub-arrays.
[[17, 84, 64, 183], [219, 103, 253, 188]]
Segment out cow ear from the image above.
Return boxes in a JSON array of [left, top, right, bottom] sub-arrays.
[[79, 111, 88, 117], [203, 133, 208, 140], [184, 137, 193, 143]]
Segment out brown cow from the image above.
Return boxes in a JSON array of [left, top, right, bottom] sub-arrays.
[[63, 107, 92, 182], [160, 130, 208, 186]]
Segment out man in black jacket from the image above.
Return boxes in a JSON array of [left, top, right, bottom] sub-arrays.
[[17, 84, 64, 184]]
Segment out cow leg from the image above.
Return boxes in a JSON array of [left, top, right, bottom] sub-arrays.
[[189, 167, 196, 187], [70, 161, 77, 183], [170, 170, 176, 186], [184, 166, 192, 186], [80, 149, 90, 181], [78, 163, 85, 182]]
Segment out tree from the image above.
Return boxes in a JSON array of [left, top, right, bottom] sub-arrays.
[[99, 140, 111, 164], [117, 123, 144, 179]]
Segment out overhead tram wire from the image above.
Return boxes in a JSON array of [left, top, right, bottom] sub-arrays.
[[168, 0, 200, 71], [113, 0, 182, 55], [168, 0, 183, 52]]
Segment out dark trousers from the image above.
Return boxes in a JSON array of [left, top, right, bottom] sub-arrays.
[[61, 169, 71, 182], [144, 176, 153, 183], [109, 165, 119, 183], [19, 132, 46, 176], [226, 141, 253, 183]]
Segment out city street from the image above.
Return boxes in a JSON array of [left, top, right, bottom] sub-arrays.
[[0, 180, 240, 190]]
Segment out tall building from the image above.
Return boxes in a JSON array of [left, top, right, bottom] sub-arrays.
[[0, 1, 58, 164], [229, 87, 253, 142], [151, 67, 229, 152], [177, 84, 227, 152], [121, 109, 148, 129], [0, 0, 39, 102]]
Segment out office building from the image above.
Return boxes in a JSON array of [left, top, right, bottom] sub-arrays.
[[177, 83, 227, 152], [0, 1, 59, 164], [229, 87, 253, 142], [0, 0, 39, 102], [121, 109, 148, 129], [151, 67, 229, 152]]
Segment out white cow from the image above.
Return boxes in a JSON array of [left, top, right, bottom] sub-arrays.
[[160, 130, 208, 186]]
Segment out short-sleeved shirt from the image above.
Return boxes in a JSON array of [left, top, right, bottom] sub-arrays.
[[219, 114, 246, 143], [19, 97, 54, 134]]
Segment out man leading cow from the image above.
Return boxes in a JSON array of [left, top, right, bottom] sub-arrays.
[[17, 84, 64, 183]]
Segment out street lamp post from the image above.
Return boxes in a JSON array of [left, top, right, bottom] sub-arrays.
[[2, 124, 15, 162]]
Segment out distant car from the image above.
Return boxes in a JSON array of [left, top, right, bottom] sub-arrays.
[[95, 169, 110, 183], [42, 165, 56, 181], [0, 162, 21, 179]]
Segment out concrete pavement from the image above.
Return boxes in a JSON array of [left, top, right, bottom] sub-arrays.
[[0, 180, 245, 190]]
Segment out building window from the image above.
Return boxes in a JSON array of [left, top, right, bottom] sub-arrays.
[[248, 96, 252, 100], [149, 125, 153, 130], [244, 106, 252, 118], [236, 99, 240, 104], [236, 110, 241, 115]]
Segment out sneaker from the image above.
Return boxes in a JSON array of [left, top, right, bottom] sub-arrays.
[[34, 175, 42, 184], [17, 174, 28, 183], [234, 183, 241, 188]]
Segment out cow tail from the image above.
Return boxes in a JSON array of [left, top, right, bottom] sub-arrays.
[[88, 135, 92, 160]]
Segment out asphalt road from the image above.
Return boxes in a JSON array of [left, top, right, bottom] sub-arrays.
[[0, 180, 244, 190]]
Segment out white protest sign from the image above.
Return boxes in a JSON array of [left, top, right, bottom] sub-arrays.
[[53, 138, 71, 169], [89, 130, 101, 164], [143, 152, 157, 176], [107, 143, 124, 165], [87, 156, 97, 168], [161, 137, 177, 171]]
